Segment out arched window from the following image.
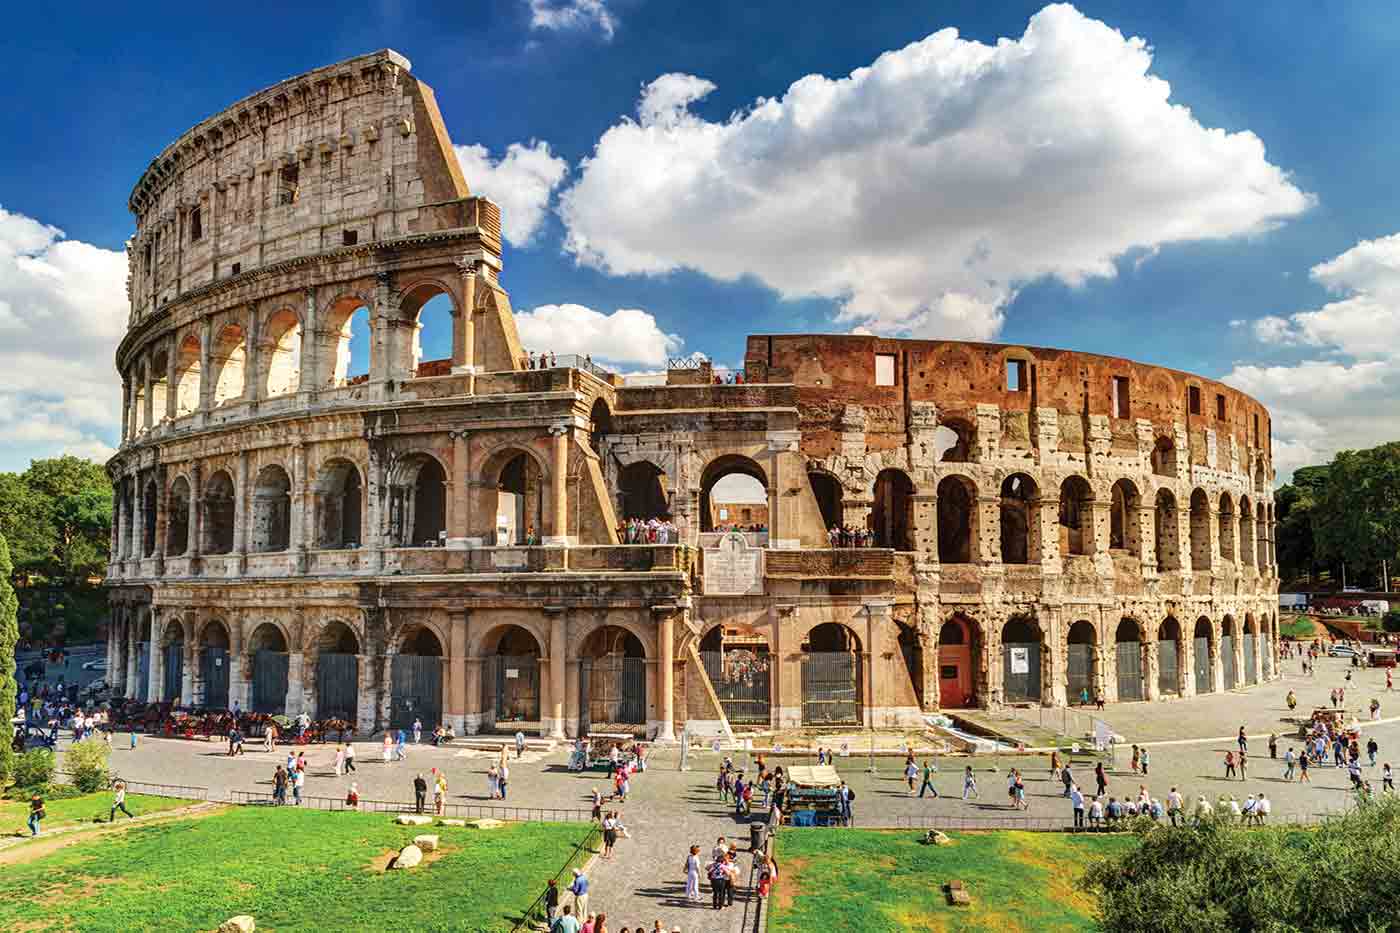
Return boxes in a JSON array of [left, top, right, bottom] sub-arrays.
[[1059, 476, 1093, 556], [936, 475, 975, 563], [873, 469, 914, 550], [999, 473, 1036, 564]]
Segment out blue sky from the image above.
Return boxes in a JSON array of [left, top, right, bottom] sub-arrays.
[[3, 1, 1400, 479]]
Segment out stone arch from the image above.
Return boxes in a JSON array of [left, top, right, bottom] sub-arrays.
[[873, 468, 915, 550], [938, 613, 982, 708], [937, 474, 977, 564], [1218, 492, 1237, 562], [314, 458, 364, 548], [807, 468, 844, 531], [202, 469, 236, 555], [700, 454, 768, 533], [1065, 620, 1098, 704], [251, 463, 293, 553], [174, 333, 202, 416], [999, 472, 1037, 564], [618, 459, 669, 522], [388, 451, 448, 547], [1189, 488, 1212, 571], [261, 307, 302, 398], [210, 322, 246, 406], [1109, 478, 1141, 555], [167, 474, 191, 556], [1153, 488, 1180, 571], [1058, 475, 1094, 556]]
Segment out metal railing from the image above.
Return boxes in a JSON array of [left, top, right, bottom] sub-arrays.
[[227, 790, 590, 822], [510, 823, 602, 932]]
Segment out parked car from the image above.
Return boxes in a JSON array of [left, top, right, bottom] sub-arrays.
[[81, 658, 108, 672]]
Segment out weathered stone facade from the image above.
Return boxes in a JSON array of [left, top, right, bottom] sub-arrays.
[[106, 51, 1279, 740]]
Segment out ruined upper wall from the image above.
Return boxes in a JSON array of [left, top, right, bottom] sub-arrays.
[[125, 49, 479, 324], [744, 333, 1273, 478]]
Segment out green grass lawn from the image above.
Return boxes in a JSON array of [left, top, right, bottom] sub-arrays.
[[769, 829, 1136, 933], [0, 792, 198, 834], [0, 805, 592, 933]]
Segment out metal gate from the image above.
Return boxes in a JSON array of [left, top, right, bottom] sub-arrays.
[[1001, 641, 1041, 703], [163, 642, 184, 702], [1115, 641, 1143, 701], [701, 650, 772, 725], [1194, 638, 1212, 693], [136, 643, 149, 700], [802, 652, 860, 725], [483, 654, 541, 726], [1222, 635, 1236, 689], [390, 655, 444, 731], [253, 650, 289, 714], [200, 647, 230, 709], [1158, 640, 1179, 694], [1067, 643, 1094, 702], [1244, 634, 1257, 685], [582, 656, 647, 727], [316, 652, 360, 722]]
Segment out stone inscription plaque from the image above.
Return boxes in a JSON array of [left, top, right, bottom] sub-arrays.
[[704, 531, 764, 596]]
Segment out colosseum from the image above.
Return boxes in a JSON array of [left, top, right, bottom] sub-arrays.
[[104, 50, 1281, 741]]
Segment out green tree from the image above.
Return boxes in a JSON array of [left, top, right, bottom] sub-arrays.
[[0, 534, 18, 782], [1313, 443, 1400, 583]]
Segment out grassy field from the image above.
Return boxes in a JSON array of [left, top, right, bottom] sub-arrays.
[[769, 829, 1136, 933], [0, 791, 197, 834], [0, 803, 591, 932]]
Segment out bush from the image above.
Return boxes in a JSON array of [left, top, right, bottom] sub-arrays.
[[11, 748, 55, 789], [1382, 609, 1400, 633], [65, 739, 111, 793]]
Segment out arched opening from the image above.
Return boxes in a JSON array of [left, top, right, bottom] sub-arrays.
[[174, 334, 202, 416], [1151, 436, 1177, 478], [700, 455, 768, 533], [142, 478, 158, 558], [1189, 489, 1212, 571], [261, 309, 302, 397], [873, 469, 914, 550], [323, 298, 373, 388], [161, 620, 185, 703], [1066, 621, 1097, 704], [496, 451, 546, 544], [211, 323, 246, 406], [389, 454, 447, 547], [802, 623, 862, 725], [580, 626, 647, 731], [1157, 617, 1182, 695], [808, 470, 844, 532], [1218, 494, 1236, 562], [1239, 497, 1255, 568], [936, 475, 976, 563], [1243, 614, 1258, 685], [589, 398, 613, 458], [1154, 489, 1180, 571], [1115, 618, 1145, 701], [938, 615, 980, 708], [1193, 617, 1214, 694], [700, 626, 772, 725], [202, 470, 236, 555], [999, 473, 1036, 564], [481, 626, 544, 730], [248, 622, 289, 715], [167, 476, 191, 555], [198, 619, 231, 710], [251, 464, 292, 553], [406, 289, 455, 378], [1001, 616, 1042, 704], [315, 621, 361, 723], [617, 460, 668, 524], [1109, 479, 1140, 555], [1059, 476, 1094, 556], [391, 625, 444, 731], [938, 419, 973, 462], [1221, 615, 1238, 689], [315, 459, 363, 548], [149, 350, 169, 424]]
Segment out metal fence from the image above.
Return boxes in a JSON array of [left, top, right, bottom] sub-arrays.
[[227, 790, 591, 822]]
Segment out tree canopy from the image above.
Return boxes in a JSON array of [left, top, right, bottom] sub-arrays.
[[0, 456, 111, 584]]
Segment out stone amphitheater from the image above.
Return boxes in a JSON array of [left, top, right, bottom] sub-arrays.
[[104, 49, 1280, 740]]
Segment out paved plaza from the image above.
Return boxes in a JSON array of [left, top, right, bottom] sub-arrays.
[[55, 652, 1400, 932]]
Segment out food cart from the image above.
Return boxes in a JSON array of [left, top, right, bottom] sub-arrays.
[[782, 764, 843, 826]]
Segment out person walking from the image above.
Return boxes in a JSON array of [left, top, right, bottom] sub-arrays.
[[28, 793, 44, 836], [414, 773, 428, 814], [344, 741, 356, 773], [962, 766, 979, 800], [684, 845, 702, 903], [109, 780, 134, 822], [918, 760, 939, 798], [1070, 783, 1085, 829]]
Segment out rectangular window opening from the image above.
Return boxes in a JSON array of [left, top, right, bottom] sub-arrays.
[[342, 229, 358, 247], [875, 353, 896, 387], [1006, 359, 1027, 392], [1188, 385, 1201, 416], [1112, 375, 1130, 419], [189, 207, 202, 242], [1216, 393, 1226, 420]]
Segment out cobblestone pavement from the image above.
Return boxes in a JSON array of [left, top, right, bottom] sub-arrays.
[[55, 653, 1397, 930]]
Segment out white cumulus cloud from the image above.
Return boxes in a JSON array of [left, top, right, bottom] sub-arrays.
[[513, 303, 682, 366], [455, 141, 568, 247], [0, 205, 125, 471], [527, 0, 616, 40], [558, 3, 1312, 340], [1226, 232, 1400, 482]]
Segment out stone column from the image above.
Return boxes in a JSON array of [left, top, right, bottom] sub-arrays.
[[447, 610, 467, 734], [453, 260, 477, 376], [655, 607, 677, 742], [546, 423, 570, 546], [447, 431, 470, 548], [548, 608, 568, 738]]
